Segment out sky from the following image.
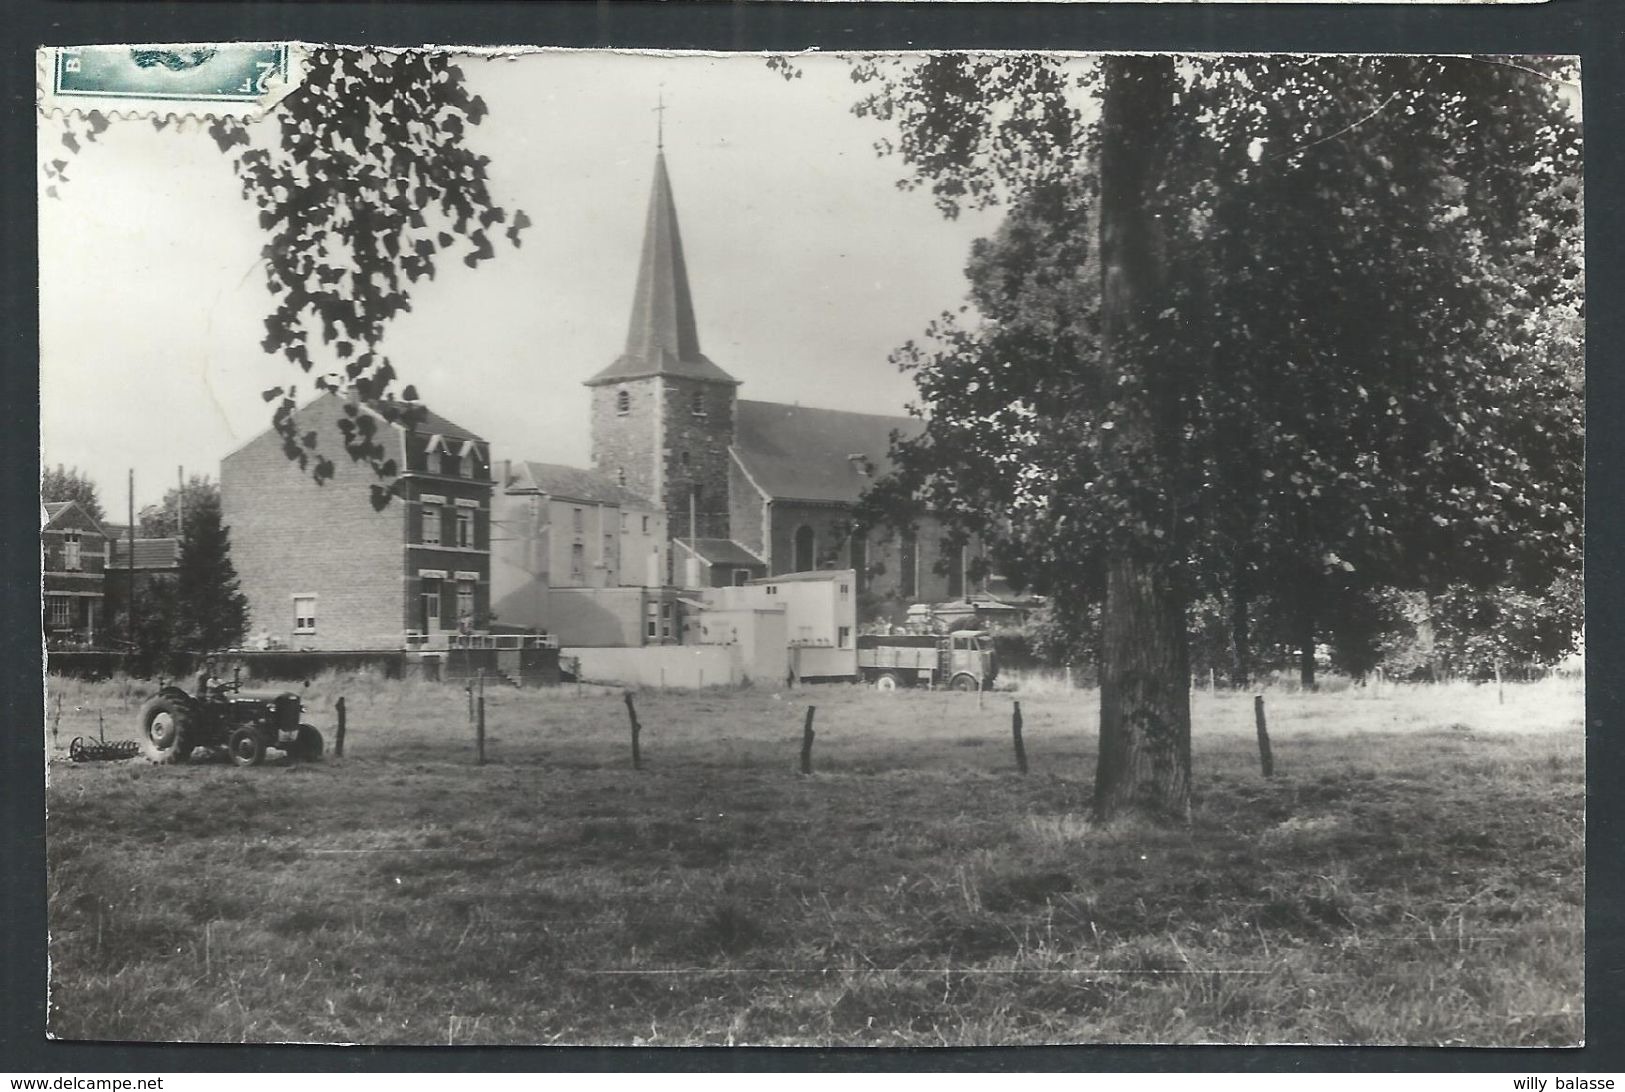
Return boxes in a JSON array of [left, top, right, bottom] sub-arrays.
[[39, 49, 1018, 515]]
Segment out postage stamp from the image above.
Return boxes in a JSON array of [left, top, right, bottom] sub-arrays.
[[38, 43, 302, 118]]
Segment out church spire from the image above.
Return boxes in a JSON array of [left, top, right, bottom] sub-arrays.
[[585, 149, 739, 387]]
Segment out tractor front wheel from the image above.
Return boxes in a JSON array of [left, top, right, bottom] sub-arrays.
[[137, 695, 191, 765], [293, 724, 325, 761], [228, 727, 266, 768]]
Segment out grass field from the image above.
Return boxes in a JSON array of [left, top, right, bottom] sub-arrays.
[[43, 673, 1583, 1046]]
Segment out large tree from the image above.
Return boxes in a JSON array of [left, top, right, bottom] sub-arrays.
[[839, 54, 1582, 823], [41, 465, 106, 525], [137, 474, 220, 539]]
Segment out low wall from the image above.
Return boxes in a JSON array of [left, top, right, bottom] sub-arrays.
[[568, 645, 740, 689], [47, 649, 405, 681]]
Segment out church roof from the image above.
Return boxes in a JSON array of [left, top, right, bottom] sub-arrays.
[[509, 461, 657, 509], [732, 400, 922, 505], [585, 152, 739, 389]]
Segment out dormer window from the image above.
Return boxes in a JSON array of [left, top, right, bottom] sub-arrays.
[[616, 389, 631, 416]]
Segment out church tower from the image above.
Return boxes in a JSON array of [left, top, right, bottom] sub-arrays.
[[586, 150, 740, 548]]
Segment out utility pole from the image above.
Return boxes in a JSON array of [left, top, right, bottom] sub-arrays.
[[127, 469, 136, 649], [176, 465, 185, 537]]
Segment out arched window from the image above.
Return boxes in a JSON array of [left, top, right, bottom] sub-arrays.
[[616, 467, 627, 487], [691, 391, 707, 418], [616, 389, 630, 416], [794, 525, 816, 573]]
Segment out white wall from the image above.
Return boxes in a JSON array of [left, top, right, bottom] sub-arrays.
[[568, 644, 740, 688]]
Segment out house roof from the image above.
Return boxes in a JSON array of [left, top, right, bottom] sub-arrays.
[[511, 461, 657, 509], [43, 500, 107, 535], [585, 152, 738, 389], [376, 400, 486, 444], [675, 537, 766, 568], [731, 400, 922, 504], [110, 537, 180, 570]]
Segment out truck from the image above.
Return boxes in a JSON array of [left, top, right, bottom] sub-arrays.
[[856, 630, 997, 691]]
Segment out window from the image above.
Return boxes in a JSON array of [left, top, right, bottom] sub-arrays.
[[794, 525, 815, 573], [422, 503, 441, 545], [641, 515, 650, 534], [62, 532, 81, 571], [680, 451, 690, 469], [293, 595, 317, 634], [604, 533, 616, 567], [421, 578, 442, 629], [457, 580, 475, 622], [48, 597, 71, 628], [456, 509, 474, 548], [458, 449, 475, 479], [645, 600, 659, 640], [571, 542, 585, 579], [838, 626, 852, 649], [617, 467, 627, 487], [660, 601, 672, 639], [839, 583, 851, 598], [616, 389, 630, 416], [733, 568, 751, 586], [572, 507, 584, 534], [691, 391, 707, 418]]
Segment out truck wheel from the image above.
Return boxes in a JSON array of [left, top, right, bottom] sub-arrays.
[[950, 673, 979, 692], [293, 724, 324, 761], [137, 695, 191, 765], [228, 727, 266, 768], [874, 671, 901, 692]]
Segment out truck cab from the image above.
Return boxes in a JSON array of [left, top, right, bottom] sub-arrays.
[[945, 630, 998, 691]]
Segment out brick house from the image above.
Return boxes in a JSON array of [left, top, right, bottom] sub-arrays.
[[585, 148, 990, 618], [42, 500, 109, 646], [221, 393, 494, 649]]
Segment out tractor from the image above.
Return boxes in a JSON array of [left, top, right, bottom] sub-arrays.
[[136, 658, 324, 767]]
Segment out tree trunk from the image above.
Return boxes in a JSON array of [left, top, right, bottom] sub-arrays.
[[1093, 55, 1192, 826], [1229, 569, 1251, 689]]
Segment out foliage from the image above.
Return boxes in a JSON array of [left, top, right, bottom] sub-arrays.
[[42, 464, 107, 525], [849, 53, 1582, 691], [169, 492, 251, 654], [137, 474, 219, 538], [48, 48, 528, 509]]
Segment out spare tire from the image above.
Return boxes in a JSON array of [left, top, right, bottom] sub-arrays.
[[137, 694, 191, 765]]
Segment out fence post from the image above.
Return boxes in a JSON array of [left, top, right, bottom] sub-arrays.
[[334, 696, 347, 758], [800, 705, 816, 776], [1253, 694, 1275, 778], [475, 669, 486, 766], [1495, 659, 1504, 705], [625, 692, 643, 770], [1011, 700, 1028, 775]]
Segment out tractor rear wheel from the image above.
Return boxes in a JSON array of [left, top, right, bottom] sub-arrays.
[[228, 727, 266, 768], [293, 723, 324, 761], [137, 695, 191, 765]]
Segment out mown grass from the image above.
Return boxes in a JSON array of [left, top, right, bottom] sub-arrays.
[[43, 674, 1583, 1046]]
